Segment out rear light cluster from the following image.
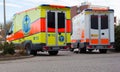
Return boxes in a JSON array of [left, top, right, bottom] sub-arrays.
[[63, 46, 68, 49], [43, 46, 49, 50], [107, 45, 113, 48], [87, 45, 92, 48], [63, 45, 71, 50]]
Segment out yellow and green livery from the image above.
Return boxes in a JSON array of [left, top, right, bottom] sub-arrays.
[[7, 4, 71, 55]]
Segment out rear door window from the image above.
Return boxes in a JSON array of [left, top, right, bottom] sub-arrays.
[[91, 15, 98, 29], [101, 15, 108, 29], [58, 12, 65, 28], [47, 11, 55, 28]]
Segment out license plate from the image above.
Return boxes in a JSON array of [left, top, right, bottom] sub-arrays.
[[96, 46, 103, 48], [52, 47, 60, 50]]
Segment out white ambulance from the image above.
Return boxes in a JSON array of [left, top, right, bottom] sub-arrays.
[[71, 8, 114, 53]]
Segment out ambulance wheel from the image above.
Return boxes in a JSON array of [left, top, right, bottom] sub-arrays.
[[25, 44, 31, 55], [70, 48, 74, 52], [48, 51, 58, 55], [88, 49, 93, 52], [80, 47, 86, 53], [74, 51, 79, 54], [99, 49, 107, 53], [31, 50, 37, 56]]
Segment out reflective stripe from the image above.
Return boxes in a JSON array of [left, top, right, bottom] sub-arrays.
[[91, 39, 99, 44], [87, 39, 109, 45], [71, 40, 77, 43], [66, 20, 71, 32], [101, 39, 109, 44], [40, 18, 46, 32], [86, 39, 89, 42], [30, 18, 41, 34], [81, 39, 85, 42]]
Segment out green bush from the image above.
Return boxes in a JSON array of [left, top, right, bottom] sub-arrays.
[[115, 25, 120, 52], [0, 43, 3, 51], [15, 45, 26, 55], [3, 42, 15, 55]]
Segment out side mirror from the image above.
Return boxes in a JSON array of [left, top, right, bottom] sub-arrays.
[[7, 30, 13, 35], [7, 24, 14, 35]]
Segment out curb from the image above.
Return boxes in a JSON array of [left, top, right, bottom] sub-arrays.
[[0, 55, 34, 61]]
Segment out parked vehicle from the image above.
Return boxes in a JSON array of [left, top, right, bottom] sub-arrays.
[[7, 4, 71, 55], [71, 8, 114, 53]]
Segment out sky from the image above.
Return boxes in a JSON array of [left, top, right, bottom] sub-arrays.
[[0, 0, 120, 23]]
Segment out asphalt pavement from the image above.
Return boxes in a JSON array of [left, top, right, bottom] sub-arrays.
[[0, 51, 120, 72]]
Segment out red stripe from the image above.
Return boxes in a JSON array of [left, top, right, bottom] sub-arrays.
[[101, 39, 109, 44], [14, 30, 24, 39], [91, 39, 99, 44], [48, 28, 55, 32], [50, 5, 66, 8], [7, 30, 24, 41], [58, 28, 65, 32], [71, 40, 77, 43], [7, 18, 71, 42], [40, 18, 71, 32], [7, 18, 41, 41], [7, 34, 14, 41], [66, 20, 71, 32], [29, 19, 40, 34], [40, 18, 46, 32]]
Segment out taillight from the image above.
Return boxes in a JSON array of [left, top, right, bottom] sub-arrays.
[[87, 45, 92, 48], [43, 46, 49, 50], [107, 45, 113, 48], [64, 46, 68, 49]]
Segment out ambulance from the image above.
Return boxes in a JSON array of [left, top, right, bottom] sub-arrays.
[[7, 4, 71, 55], [71, 8, 114, 53]]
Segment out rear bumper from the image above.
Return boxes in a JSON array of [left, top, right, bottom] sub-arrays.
[[86, 42, 114, 49], [32, 43, 71, 51], [86, 45, 114, 49]]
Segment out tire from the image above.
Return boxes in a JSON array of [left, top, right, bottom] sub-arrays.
[[48, 51, 58, 55], [80, 47, 86, 53], [88, 49, 93, 52], [70, 48, 74, 52], [25, 44, 31, 55], [74, 51, 79, 54], [31, 50, 37, 56], [73, 48, 79, 54], [99, 49, 107, 53]]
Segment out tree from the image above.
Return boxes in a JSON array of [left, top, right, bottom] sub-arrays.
[[0, 21, 12, 41], [114, 25, 120, 51], [6, 21, 12, 30]]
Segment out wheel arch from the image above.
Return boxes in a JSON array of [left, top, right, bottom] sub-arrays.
[[22, 40, 33, 49]]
